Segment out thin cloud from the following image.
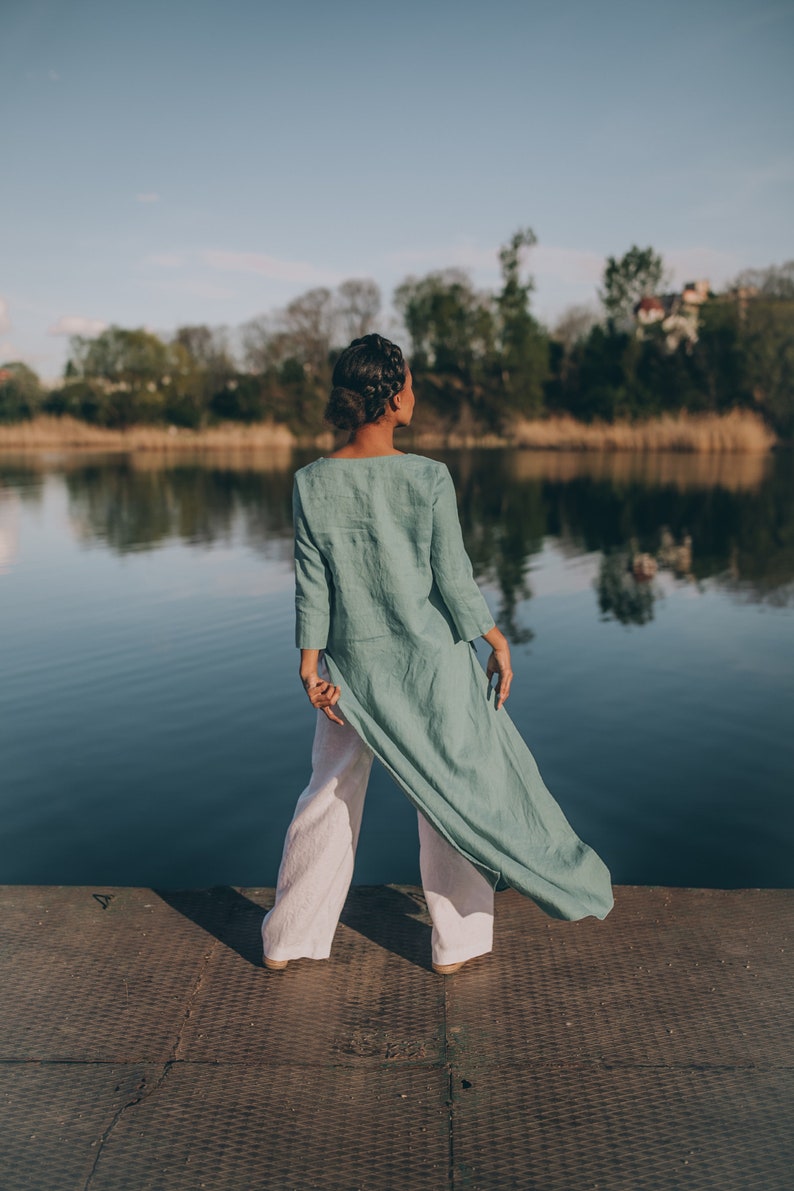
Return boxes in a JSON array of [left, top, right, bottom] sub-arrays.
[[48, 315, 108, 337], [135, 192, 161, 204], [204, 250, 338, 285], [146, 279, 236, 300], [144, 253, 184, 268], [0, 297, 10, 335], [48, 70, 60, 81], [385, 243, 496, 273]]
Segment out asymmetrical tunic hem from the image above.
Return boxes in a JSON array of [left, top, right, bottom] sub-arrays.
[[292, 452, 614, 923]]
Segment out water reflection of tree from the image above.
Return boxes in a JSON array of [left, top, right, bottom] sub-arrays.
[[4, 448, 792, 639], [0, 461, 46, 504], [596, 551, 657, 625], [447, 448, 794, 630], [443, 451, 540, 642], [546, 456, 792, 601], [64, 458, 296, 563]]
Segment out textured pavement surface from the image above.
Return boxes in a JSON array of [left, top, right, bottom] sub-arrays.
[[1, 884, 792, 1190]]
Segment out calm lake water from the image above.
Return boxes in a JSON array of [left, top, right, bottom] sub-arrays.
[[1, 447, 792, 891]]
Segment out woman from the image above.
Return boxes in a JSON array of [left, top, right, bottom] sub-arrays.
[[262, 334, 613, 974]]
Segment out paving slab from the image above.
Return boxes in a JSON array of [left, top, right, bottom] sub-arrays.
[[451, 1066, 794, 1191], [0, 1062, 159, 1191], [174, 884, 445, 1067], [87, 1063, 450, 1191], [0, 886, 226, 1062], [0, 883, 791, 1190], [446, 886, 794, 1069]]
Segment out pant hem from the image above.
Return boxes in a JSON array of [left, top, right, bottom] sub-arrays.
[[431, 943, 493, 966], [261, 947, 333, 962]]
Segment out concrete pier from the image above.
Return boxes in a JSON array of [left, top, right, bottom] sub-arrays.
[[1, 884, 791, 1190]]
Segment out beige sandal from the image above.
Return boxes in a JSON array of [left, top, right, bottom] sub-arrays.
[[432, 957, 476, 975], [263, 955, 289, 971]]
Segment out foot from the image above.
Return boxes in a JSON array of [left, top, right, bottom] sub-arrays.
[[263, 954, 289, 971], [432, 956, 480, 975]]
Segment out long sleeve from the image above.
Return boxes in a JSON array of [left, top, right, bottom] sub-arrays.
[[293, 476, 332, 649], [430, 464, 495, 642]]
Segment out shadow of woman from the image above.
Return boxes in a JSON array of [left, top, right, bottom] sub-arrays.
[[153, 886, 271, 967], [340, 885, 432, 969], [154, 884, 433, 970]]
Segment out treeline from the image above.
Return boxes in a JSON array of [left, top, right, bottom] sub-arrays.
[[2, 232, 793, 436]]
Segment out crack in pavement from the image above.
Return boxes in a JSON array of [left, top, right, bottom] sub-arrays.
[[81, 939, 219, 1189]]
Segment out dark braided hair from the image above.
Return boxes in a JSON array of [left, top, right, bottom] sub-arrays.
[[325, 333, 407, 431]]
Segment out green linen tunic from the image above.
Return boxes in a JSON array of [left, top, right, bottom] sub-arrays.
[[293, 452, 614, 921]]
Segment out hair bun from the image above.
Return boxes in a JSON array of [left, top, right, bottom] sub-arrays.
[[325, 385, 366, 431]]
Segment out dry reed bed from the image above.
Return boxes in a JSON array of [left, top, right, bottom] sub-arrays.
[[509, 407, 776, 447], [506, 409, 776, 453], [0, 417, 325, 451], [0, 409, 777, 453]]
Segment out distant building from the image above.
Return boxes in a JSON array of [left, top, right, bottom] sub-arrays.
[[633, 279, 710, 349], [635, 296, 666, 324], [661, 311, 699, 352], [681, 279, 710, 305]]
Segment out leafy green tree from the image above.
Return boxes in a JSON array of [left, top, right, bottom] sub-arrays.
[[168, 325, 235, 427], [742, 299, 794, 437], [68, 326, 169, 387], [599, 245, 667, 329], [394, 270, 494, 378], [555, 326, 632, 422], [394, 269, 498, 426], [688, 300, 750, 413], [209, 376, 270, 423], [0, 362, 44, 421], [495, 228, 549, 417], [43, 379, 105, 422], [65, 326, 170, 426]]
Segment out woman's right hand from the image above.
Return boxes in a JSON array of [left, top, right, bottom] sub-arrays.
[[482, 626, 513, 710], [302, 674, 345, 725], [299, 648, 345, 725]]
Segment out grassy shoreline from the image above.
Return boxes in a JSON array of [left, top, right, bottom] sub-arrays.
[[0, 409, 777, 453]]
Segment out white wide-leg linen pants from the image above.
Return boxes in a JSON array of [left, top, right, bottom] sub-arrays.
[[261, 664, 494, 967]]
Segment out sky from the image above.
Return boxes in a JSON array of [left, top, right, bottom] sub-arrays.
[[1, 0, 792, 381]]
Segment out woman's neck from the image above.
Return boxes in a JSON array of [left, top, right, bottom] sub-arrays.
[[330, 423, 405, 458]]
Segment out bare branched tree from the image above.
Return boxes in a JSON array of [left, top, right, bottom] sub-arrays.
[[240, 315, 274, 373], [552, 304, 600, 355], [280, 287, 334, 375], [729, 260, 794, 299], [335, 279, 382, 343]]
